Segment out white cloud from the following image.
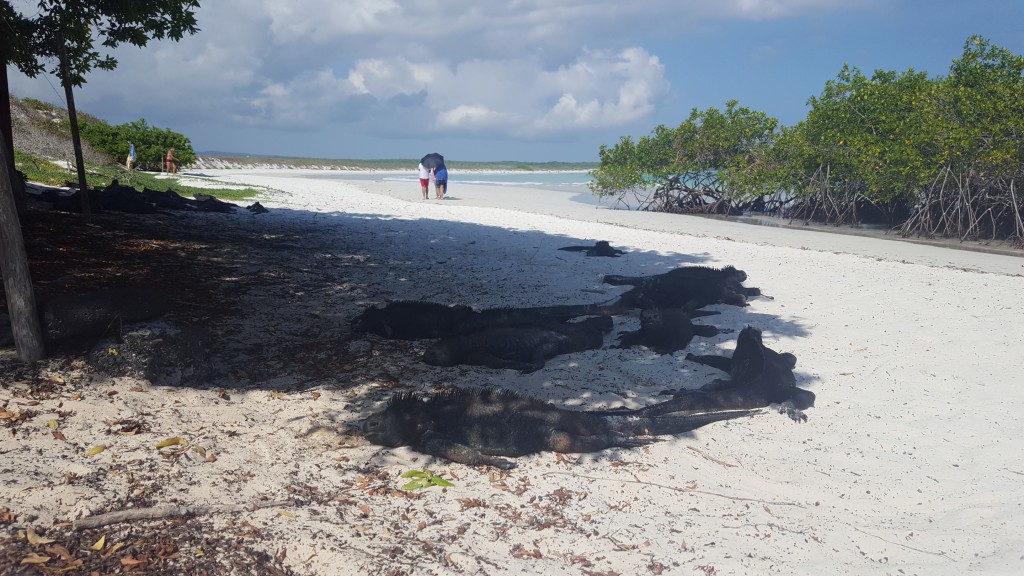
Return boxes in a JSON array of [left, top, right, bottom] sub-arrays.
[[201, 0, 860, 135], [7, 0, 878, 157], [437, 105, 511, 130], [261, 0, 400, 43], [342, 58, 442, 98], [226, 46, 666, 135], [727, 0, 860, 19], [532, 48, 667, 131]]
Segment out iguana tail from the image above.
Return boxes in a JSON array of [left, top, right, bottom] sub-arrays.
[[604, 409, 759, 436]]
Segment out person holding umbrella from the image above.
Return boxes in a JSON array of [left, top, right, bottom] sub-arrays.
[[434, 164, 448, 199], [417, 161, 430, 199], [420, 153, 447, 199]]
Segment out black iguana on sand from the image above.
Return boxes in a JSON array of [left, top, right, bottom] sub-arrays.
[[603, 265, 764, 310], [361, 387, 757, 469], [557, 240, 626, 257], [351, 301, 608, 340], [619, 326, 815, 421], [422, 316, 613, 373], [615, 307, 721, 355]]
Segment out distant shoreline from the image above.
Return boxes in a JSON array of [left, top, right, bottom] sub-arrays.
[[191, 156, 597, 173]]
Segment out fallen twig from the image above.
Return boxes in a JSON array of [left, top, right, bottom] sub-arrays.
[[540, 471, 804, 507], [687, 446, 738, 468], [73, 500, 291, 530], [851, 526, 953, 560]]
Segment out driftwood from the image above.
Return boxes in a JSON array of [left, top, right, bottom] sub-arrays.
[[73, 500, 290, 530]]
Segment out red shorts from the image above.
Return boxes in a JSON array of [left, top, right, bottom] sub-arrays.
[[419, 178, 429, 187]]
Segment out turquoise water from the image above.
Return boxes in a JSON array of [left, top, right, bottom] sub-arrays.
[[303, 170, 593, 193]]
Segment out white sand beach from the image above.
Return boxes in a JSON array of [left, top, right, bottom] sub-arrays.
[[3, 168, 1023, 575]]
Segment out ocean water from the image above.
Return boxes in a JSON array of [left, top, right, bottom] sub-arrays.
[[302, 170, 594, 194]]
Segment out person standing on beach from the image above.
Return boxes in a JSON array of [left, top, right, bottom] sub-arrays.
[[166, 148, 177, 174], [418, 162, 430, 199], [434, 164, 448, 199]]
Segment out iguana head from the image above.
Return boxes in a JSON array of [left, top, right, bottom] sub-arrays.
[[361, 413, 408, 447], [729, 326, 767, 383], [361, 391, 424, 447], [732, 327, 803, 395], [723, 266, 747, 282], [350, 305, 393, 337]]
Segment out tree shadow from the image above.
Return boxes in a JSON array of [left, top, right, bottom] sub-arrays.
[[2, 198, 815, 422]]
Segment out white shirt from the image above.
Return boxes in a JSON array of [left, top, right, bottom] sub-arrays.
[[418, 163, 429, 179]]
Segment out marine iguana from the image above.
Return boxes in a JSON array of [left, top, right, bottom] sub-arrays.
[[603, 265, 764, 310], [41, 286, 173, 345], [422, 316, 613, 373], [351, 301, 476, 339], [603, 264, 749, 287], [351, 300, 607, 340], [614, 307, 720, 355], [361, 387, 758, 469], [618, 326, 814, 421], [557, 240, 626, 257]]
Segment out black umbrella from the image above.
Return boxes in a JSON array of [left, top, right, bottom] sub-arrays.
[[420, 152, 445, 170]]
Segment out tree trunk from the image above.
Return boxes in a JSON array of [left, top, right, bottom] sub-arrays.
[[58, 45, 90, 217], [0, 67, 26, 216], [0, 127, 46, 361]]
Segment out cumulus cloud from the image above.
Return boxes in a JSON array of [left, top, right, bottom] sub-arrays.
[[215, 0, 862, 135], [223, 45, 666, 135], [430, 47, 669, 135], [437, 105, 512, 130], [261, 0, 400, 43], [7, 0, 875, 157]]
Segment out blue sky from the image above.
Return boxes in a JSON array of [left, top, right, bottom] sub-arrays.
[[8, 0, 1024, 162]]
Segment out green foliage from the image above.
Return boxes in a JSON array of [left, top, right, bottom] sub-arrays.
[[588, 134, 667, 199], [0, 2, 37, 72], [19, 97, 58, 114], [936, 35, 1024, 177], [80, 118, 195, 172], [400, 468, 455, 491], [789, 64, 936, 206], [8, 1, 200, 86], [14, 149, 261, 202], [589, 101, 779, 210], [591, 35, 1022, 239], [12, 150, 63, 184], [782, 35, 1024, 234], [676, 100, 780, 200]]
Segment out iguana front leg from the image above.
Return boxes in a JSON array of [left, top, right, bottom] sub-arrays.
[[771, 401, 809, 423], [524, 347, 547, 373], [415, 435, 517, 469], [685, 352, 733, 374]]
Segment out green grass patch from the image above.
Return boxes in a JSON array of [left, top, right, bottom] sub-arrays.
[[14, 151, 263, 202]]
